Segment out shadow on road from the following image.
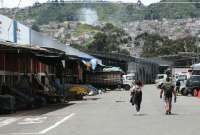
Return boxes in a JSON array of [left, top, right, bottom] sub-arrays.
[[69, 97, 101, 101], [115, 100, 127, 103], [168, 113, 179, 116], [24, 103, 76, 116], [0, 103, 76, 117], [133, 113, 148, 116], [83, 97, 101, 101]]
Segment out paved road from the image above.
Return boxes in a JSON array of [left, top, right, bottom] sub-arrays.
[[1, 85, 200, 135]]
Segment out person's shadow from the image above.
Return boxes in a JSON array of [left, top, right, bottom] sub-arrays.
[[167, 113, 179, 116], [133, 113, 148, 116]]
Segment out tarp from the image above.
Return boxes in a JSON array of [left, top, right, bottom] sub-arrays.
[[103, 67, 124, 73], [82, 59, 98, 70], [16, 22, 30, 45], [191, 63, 200, 70]]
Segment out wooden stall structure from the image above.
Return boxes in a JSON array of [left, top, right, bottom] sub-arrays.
[[0, 42, 68, 110], [0, 42, 61, 87]]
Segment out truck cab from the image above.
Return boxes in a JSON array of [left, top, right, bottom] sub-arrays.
[[122, 73, 135, 90], [155, 74, 167, 88]]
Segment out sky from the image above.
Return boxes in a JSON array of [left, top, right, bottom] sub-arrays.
[[0, 0, 161, 8]]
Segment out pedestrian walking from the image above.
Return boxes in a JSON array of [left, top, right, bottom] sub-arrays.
[[130, 80, 143, 115], [176, 80, 181, 93], [160, 77, 177, 115]]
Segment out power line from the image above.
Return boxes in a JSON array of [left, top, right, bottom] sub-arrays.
[[13, 0, 22, 18], [8, 0, 22, 40]]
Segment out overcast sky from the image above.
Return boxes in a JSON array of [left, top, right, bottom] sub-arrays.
[[1, 0, 161, 8]]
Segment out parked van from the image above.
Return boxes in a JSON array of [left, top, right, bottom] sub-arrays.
[[181, 63, 200, 96], [183, 75, 200, 96]]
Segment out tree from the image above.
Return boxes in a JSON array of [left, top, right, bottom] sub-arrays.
[[87, 23, 131, 55], [88, 32, 107, 52], [136, 32, 197, 57], [120, 49, 130, 55], [31, 23, 40, 32]]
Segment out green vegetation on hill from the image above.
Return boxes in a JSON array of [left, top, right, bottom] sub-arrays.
[[20, 2, 143, 25], [144, 0, 200, 20], [12, 0, 200, 57], [14, 0, 200, 26], [135, 32, 197, 57], [87, 23, 131, 55], [71, 23, 131, 55], [73, 24, 99, 37]]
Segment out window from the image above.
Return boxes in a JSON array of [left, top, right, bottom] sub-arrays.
[[126, 76, 135, 80]]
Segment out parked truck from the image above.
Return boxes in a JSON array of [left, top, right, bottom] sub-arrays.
[[85, 71, 123, 89], [122, 73, 135, 90], [85, 71, 135, 90]]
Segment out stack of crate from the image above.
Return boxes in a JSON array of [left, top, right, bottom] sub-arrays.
[[0, 95, 16, 114]]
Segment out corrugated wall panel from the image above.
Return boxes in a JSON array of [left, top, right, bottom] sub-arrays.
[[0, 15, 14, 42], [0, 52, 5, 71]]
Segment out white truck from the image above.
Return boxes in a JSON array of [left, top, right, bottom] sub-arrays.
[[155, 74, 167, 88], [172, 68, 191, 94], [122, 73, 135, 90]]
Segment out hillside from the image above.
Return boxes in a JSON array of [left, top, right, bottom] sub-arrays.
[[12, 2, 144, 26], [145, 0, 200, 20], [0, 0, 199, 26], [1, 0, 200, 57]]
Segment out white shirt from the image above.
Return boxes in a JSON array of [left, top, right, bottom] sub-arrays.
[[131, 85, 142, 92]]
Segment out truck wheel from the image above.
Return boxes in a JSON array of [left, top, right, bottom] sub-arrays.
[[181, 88, 188, 96], [124, 85, 131, 91], [76, 95, 83, 100]]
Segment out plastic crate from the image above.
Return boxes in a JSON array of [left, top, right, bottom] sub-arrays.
[[0, 95, 16, 114]]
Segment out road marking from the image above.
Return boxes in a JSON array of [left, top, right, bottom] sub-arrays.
[[10, 133, 39, 135], [18, 117, 47, 125], [8, 113, 75, 135], [39, 113, 75, 134], [0, 118, 19, 128]]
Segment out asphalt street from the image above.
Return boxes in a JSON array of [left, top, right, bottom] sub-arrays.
[[1, 85, 200, 135]]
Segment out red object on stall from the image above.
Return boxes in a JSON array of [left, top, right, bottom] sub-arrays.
[[197, 90, 200, 98]]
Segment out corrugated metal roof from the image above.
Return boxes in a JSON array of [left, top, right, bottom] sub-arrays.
[[30, 30, 101, 63], [0, 41, 48, 51], [0, 14, 101, 64]]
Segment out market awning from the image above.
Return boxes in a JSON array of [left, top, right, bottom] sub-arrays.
[[31, 51, 65, 65]]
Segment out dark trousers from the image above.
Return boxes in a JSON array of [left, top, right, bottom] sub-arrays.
[[134, 91, 142, 112], [176, 86, 180, 93]]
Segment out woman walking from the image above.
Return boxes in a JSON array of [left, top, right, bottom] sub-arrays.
[[160, 77, 177, 115], [130, 80, 143, 114]]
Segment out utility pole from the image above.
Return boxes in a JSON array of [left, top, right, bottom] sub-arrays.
[[197, 35, 200, 63]]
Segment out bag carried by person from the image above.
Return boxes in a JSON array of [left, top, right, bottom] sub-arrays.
[[162, 83, 174, 97], [130, 91, 135, 105]]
